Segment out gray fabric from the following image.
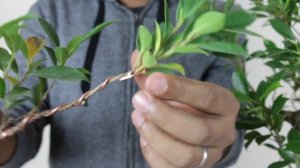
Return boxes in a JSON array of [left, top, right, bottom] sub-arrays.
[[1, 0, 243, 167]]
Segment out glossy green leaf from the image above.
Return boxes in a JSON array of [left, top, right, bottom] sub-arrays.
[[288, 128, 300, 142], [258, 80, 281, 101], [271, 95, 288, 114], [76, 68, 90, 75], [142, 51, 157, 68], [55, 47, 68, 65], [146, 66, 173, 75], [256, 134, 272, 145], [232, 68, 248, 94], [225, 28, 262, 38], [163, 0, 170, 33], [0, 14, 37, 36], [45, 46, 57, 65], [0, 48, 11, 71], [67, 21, 114, 56], [180, 0, 206, 19], [0, 77, 5, 98], [174, 45, 207, 55], [11, 60, 19, 74], [286, 141, 300, 154], [153, 22, 162, 56], [176, 2, 184, 23], [159, 63, 186, 76], [191, 11, 226, 36], [199, 42, 247, 56], [226, 10, 256, 28], [38, 17, 60, 46], [270, 19, 295, 40], [245, 131, 261, 148], [36, 66, 89, 81], [268, 161, 292, 168], [138, 26, 152, 51], [278, 149, 295, 162]]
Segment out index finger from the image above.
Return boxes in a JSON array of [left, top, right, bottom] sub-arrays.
[[144, 73, 240, 116]]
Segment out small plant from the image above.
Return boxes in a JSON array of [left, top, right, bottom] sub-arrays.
[[0, 0, 247, 138], [0, 0, 300, 167]]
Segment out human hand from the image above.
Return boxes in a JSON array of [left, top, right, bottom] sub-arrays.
[[131, 51, 240, 168]]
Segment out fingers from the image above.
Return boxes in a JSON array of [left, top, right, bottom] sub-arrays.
[[144, 73, 240, 116], [140, 137, 178, 168], [132, 111, 223, 168], [132, 91, 236, 147]]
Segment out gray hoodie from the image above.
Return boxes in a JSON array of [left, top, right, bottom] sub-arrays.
[[1, 0, 243, 167]]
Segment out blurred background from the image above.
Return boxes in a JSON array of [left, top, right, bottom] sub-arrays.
[[0, 0, 294, 167]]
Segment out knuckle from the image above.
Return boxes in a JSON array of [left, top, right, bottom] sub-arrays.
[[192, 122, 209, 144], [202, 86, 218, 109], [175, 149, 198, 168]]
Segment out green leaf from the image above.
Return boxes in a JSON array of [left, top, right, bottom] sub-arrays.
[[174, 45, 207, 55], [153, 22, 162, 56], [138, 26, 153, 51], [158, 63, 186, 76], [36, 66, 89, 81], [146, 66, 173, 75], [38, 17, 60, 47], [0, 77, 5, 98], [287, 128, 300, 142], [55, 47, 68, 65], [237, 117, 266, 129], [232, 90, 252, 103], [11, 60, 19, 74], [199, 42, 247, 56], [45, 46, 57, 65], [268, 161, 291, 168], [191, 11, 226, 36], [225, 28, 262, 38], [0, 48, 11, 71], [0, 14, 37, 36], [163, 0, 170, 33], [257, 80, 281, 101], [176, 2, 184, 23], [232, 68, 248, 95], [226, 10, 256, 28], [278, 149, 295, 162], [6, 87, 31, 101], [6, 75, 19, 86], [142, 51, 157, 68], [255, 134, 272, 145], [245, 131, 261, 148], [271, 95, 288, 114], [270, 19, 295, 40], [286, 140, 300, 154], [180, 0, 206, 19], [33, 84, 42, 107], [76, 68, 90, 75], [67, 21, 114, 56]]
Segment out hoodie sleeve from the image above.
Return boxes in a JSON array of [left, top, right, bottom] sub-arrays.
[[0, 1, 53, 167], [202, 57, 244, 168]]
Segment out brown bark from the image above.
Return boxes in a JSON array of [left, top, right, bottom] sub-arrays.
[[285, 111, 300, 132]]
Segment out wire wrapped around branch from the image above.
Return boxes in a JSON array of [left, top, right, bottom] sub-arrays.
[[0, 70, 139, 140]]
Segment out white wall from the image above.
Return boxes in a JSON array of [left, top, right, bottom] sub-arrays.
[[0, 1, 294, 168]]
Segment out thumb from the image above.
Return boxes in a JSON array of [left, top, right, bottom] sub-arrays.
[[131, 49, 147, 89]]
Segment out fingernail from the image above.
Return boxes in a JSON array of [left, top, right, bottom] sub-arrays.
[[133, 92, 150, 112], [132, 111, 145, 128], [140, 136, 148, 147], [148, 75, 167, 94]]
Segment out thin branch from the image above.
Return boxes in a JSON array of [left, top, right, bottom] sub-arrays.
[[0, 70, 141, 140]]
